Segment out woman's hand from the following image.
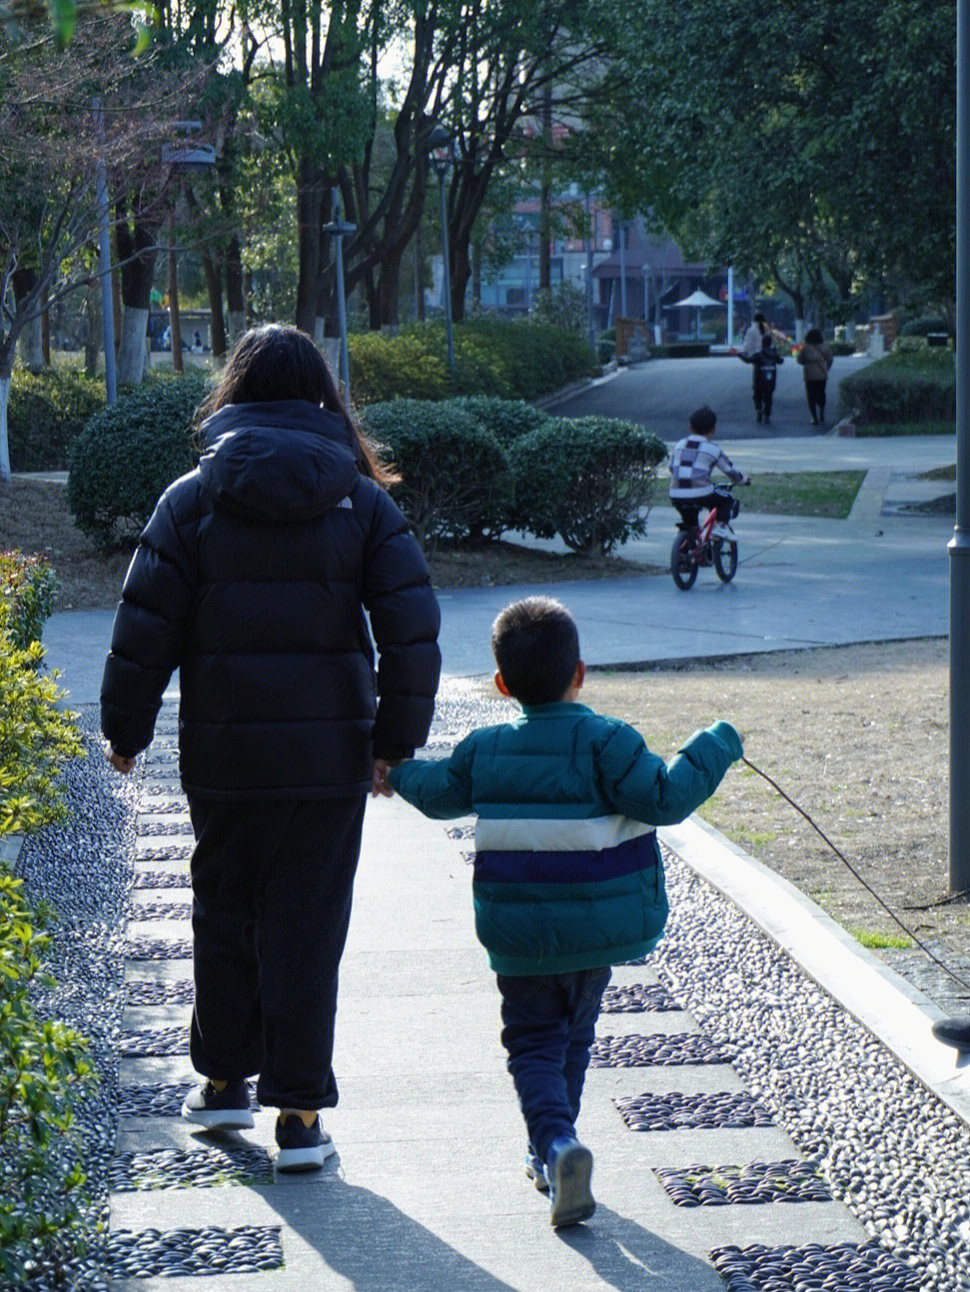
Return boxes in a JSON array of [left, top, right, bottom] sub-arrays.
[[107, 745, 137, 775]]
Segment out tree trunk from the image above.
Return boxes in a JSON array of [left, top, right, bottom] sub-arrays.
[[451, 237, 471, 325], [201, 245, 227, 358], [295, 164, 324, 333], [539, 80, 553, 292], [226, 234, 245, 345], [0, 373, 10, 481], [116, 213, 159, 385], [12, 268, 44, 373], [168, 212, 184, 376], [83, 273, 100, 376]]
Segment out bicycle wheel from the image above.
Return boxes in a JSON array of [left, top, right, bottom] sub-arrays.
[[713, 538, 738, 582], [670, 533, 698, 590]]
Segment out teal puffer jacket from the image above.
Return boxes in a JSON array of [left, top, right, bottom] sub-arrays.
[[389, 703, 741, 975]]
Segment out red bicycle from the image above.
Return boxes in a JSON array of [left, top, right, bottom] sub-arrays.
[[670, 483, 745, 591]]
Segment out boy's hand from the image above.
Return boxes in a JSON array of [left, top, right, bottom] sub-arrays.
[[371, 758, 403, 798]]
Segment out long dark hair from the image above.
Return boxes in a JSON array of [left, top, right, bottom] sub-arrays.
[[197, 324, 394, 486]]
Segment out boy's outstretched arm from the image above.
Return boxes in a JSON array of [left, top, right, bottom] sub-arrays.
[[386, 739, 476, 819], [599, 720, 743, 826]]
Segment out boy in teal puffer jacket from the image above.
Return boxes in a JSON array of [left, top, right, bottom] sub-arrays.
[[382, 597, 742, 1227]]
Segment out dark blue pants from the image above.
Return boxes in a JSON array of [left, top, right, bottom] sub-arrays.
[[496, 966, 611, 1164], [188, 795, 365, 1110]]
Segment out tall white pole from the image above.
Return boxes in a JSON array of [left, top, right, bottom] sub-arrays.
[[727, 265, 735, 347]]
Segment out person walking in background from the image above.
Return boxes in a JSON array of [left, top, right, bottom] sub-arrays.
[[737, 333, 784, 425], [741, 311, 770, 358], [379, 597, 743, 1227], [797, 327, 835, 426], [101, 324, 441, 1172]]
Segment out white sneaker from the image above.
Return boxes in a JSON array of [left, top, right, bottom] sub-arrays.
[[712, 523, 735, 540]]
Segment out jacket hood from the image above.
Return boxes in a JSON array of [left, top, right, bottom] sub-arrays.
[[198, 401, 360, 522]]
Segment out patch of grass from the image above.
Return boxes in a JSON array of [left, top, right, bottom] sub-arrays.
[[849, 927, 913, 949], [742, 471, 866, 519], [856, 421, 954, 437]]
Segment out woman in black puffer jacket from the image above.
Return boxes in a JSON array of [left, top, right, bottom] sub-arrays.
[[101, 325, 441, 1170]]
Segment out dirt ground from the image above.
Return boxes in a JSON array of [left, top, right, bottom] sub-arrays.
[[0, 477, 651, 609], [2, 476, 965, 1008]]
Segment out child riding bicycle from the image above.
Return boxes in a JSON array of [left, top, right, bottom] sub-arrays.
[[669, 406, 750, 538]]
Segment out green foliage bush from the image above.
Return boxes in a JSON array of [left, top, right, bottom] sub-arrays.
[[442, 396, 550, 449], [900, 315, 949, 338], [66, 371, 209, 548], [349, 319, 597, 407], [511, 416, 667, 555], [7, 368, 105, 473], [361, 399, 514, 547], [838, 349, 955, 424], [0, 551, 58, 652], [0, 865, 97, 1285]]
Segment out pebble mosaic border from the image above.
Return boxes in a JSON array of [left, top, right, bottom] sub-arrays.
[[656, 1159, 831, 1207], [125, 938, 193, 961], [118, 1027, 188, 1057], [126, 979, 194, 1006], [105, 1225, 283, 1279], [135, 845, 193, 862], [614, 1090, 776, 1132], [590, 1032, 733, 1067], [136, 822, 195, 837], [132, 870, 192, 889], [709, 1240, 923, 1290], [109, 1145, 273, 1192], [601, 982, 682, 1012], [127, 900, 192, 922], [117, 1081, 257, 1119]]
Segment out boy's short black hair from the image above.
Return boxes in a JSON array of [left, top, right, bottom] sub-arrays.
[[491, 597, 580, 705], [688, 405, 717, 436]]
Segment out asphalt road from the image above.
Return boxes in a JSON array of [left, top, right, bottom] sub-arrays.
[[547, 353, 871, 441]]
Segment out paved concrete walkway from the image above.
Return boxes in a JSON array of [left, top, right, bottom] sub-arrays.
[[29, 432, 970, 1287]]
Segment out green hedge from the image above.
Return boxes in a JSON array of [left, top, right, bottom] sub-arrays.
[[67, 371, 209, 548], [0, 550, 58, 652], [442, 396, 550, 449], [361, 399, 514, 547], [7, 368, 105, 472], [511, 416, 667, 556], [349, 319, 597, 407], [838, 350, 955, 424]]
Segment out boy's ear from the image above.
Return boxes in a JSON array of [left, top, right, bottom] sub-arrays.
[[573, 660, 586, 691], [494, 670, 512, 698]]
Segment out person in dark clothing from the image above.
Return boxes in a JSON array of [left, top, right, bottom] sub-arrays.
[[101, 324, 441, 1172], [739, 334, 784, 424], [797, 327, 835, 426]]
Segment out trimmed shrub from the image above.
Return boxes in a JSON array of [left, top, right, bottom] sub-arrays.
[[442, 396, 550, 449], [511, 416, 667, 555], [838, 350, 954, 424], [349, 332, 448, 406], [66, 371, 209, 548], [900, 315, 949, 338], [361, 399, 513, 548], [0, 864, 97, 1285], [7, 368, 105, 472], [0, 550, 58, 652]]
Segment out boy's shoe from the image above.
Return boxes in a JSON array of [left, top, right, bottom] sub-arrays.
[[755, 412, 763, 424], [545, 1137, 595, 1227], [181, 1079, 255, 1130], [712, 523, 735, 540], [275, 1114, 335, 1172], [525, 1148, 550, 1193], [932, 1015, 970, 1050]]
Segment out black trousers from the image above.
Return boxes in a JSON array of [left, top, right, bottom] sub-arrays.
[[805, 378, 827, 421], [187, 794, 366, 1110], [753, 373, 775, 417]]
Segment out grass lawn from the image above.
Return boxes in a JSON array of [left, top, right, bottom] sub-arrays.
[[741, 470, 866, 519]]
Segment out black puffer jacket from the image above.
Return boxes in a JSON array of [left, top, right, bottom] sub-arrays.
[[101, 400, 441, 801]]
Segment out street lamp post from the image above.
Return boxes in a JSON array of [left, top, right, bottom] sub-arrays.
[[93, 98, 117, 404], [584, 192, 595, 349], [322, 194, 357, 403], [426, 124, 455, 369]]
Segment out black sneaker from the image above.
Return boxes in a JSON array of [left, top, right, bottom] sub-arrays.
[[545, 1137, 595, 1227], [275, 1114, 335, 1172], [181, 1079, 254, 1130]]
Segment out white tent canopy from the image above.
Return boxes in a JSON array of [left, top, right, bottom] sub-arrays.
[[666, 289, 722, 309]]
